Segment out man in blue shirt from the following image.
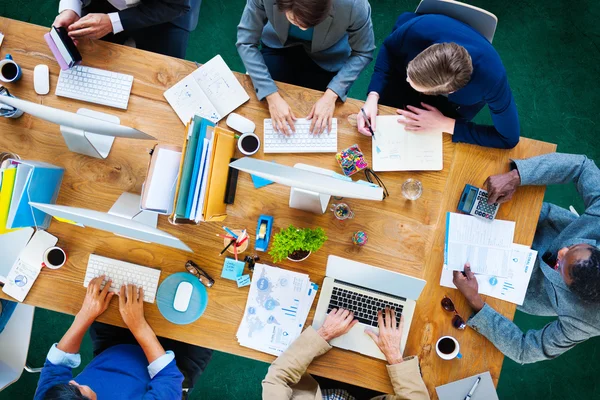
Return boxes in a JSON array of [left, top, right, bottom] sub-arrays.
[[357, 13, 520, 149], [34, 276, 212, 399]]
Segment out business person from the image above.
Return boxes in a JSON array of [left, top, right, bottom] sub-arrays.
[[453, 153, 600, 364], [262, 308, 430, 399], [34, 277, 212, 399], [53, 0, 202, 58], [357, 13, 520, 149], [237, 0, 375, 135]]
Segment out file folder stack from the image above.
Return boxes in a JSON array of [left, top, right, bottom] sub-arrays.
[[0, 159, 64, 231]]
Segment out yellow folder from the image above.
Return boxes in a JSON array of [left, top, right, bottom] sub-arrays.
[[202, 126, 236, 222], [0, 168, 17, 234]]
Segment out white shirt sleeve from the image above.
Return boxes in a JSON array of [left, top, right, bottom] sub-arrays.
[[108, 12, 125, 34], [147, 350, 176, 379], [47, 343, 81, 368], [58, 0, 83, 17]]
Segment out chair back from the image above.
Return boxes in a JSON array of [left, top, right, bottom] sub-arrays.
[[0, 303, 35, 391]]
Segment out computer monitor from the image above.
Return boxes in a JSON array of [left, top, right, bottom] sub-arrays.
[[0, 94, 155, 159], [230, 157, 384, 214], [30, 196, 192, 252]]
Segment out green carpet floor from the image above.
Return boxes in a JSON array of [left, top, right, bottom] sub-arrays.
[[1, 0, 599, 398]]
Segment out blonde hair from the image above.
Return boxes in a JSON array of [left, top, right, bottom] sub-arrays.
[[407, 43, 473, 95]]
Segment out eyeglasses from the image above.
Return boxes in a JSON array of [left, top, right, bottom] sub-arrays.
[[441, 296, 466, 330], [185, 260, 215, 288], [364, 168, 389, 200]]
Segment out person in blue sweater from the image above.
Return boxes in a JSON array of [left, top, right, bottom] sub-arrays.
[[357, 13, 520, 149], [34, 276, 212, 400]]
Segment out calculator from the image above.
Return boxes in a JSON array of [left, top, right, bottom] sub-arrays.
[[457, 184, 499, 221]]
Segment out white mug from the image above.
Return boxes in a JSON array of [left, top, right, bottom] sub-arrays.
[[42, 246, 67, 269], [435, 336, 462, 360], [237, 132, 261, 156]]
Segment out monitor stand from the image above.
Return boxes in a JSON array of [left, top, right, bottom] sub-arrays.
[[108, 193, 158, 242], [288, 164, 333, 214], [60, 108, 117, 159]]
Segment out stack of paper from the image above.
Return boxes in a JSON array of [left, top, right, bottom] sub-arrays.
[[236, 263, 318, 356]]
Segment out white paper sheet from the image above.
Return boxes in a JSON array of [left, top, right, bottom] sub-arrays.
[[445, 212, 515, 277], [440, 243, 538, 305], [372, 115, 443, 171], [144, 148, 182, 213]]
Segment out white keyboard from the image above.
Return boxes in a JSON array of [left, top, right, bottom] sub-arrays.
[[56, 65, 134, 110], [263, 118, 338, 153], [84, 254, 161, 303]]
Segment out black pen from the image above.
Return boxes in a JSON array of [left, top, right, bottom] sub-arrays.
[[360, 108, 376, 139]]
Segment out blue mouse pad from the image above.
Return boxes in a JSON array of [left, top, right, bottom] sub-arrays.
[[157, 272, 208, 325]]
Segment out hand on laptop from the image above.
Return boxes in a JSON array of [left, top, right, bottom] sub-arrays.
[[317, 308, 358, 342], [365, 308, 404, 365]]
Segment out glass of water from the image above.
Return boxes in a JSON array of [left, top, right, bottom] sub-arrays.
[[402, 179, 423, 200]]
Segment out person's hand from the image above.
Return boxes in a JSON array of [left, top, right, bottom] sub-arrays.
[[53, 10, 80, 29], [266, 92, 296, 135], [357, 92, 379, 136], [365, 308, 404, 365], [68, 13, 113, 41], [118, 284, 148, 334], [484, 169, 521, 204], [307, 89, 338, 134], [397, 102, 455, 133], [452, 263, 485, 312], [317, 308, 358, 342], [77, 275, 114, 324]]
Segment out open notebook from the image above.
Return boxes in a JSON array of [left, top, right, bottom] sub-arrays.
[[164, 55, 249, 125], [372, 115, 443, 171]]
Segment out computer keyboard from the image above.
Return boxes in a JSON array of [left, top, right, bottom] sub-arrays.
[[263, 118, 338, 153], [56, 65, 134, 110], [84, 254, 161, 303], [327, 286, 403, 327]]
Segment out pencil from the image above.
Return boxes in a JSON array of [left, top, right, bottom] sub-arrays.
[[222, 226, 239, 239], [360, 108, 376, 139], [219, 239, 236, 256]]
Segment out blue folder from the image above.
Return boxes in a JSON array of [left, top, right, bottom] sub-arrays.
[[185, 117, 215, 218]]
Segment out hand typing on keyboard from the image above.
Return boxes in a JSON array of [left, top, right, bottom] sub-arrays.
[[364, 308, 405, 365], [306, 88, 338, 135], [78, 275, 114, 323], [316, 308, 358, 342]]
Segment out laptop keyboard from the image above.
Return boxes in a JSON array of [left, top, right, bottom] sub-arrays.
[[327, 287, 404, 327]]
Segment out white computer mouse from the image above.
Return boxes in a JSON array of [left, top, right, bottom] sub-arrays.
[[173, 281, 193, 312], [226, 112, 256, 133], [33, 64, 50, 95]]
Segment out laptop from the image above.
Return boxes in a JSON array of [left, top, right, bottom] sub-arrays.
[[312, 255, 426, 360]]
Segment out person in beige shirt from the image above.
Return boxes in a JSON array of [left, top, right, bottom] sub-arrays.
[[262, 307, 430, 399]]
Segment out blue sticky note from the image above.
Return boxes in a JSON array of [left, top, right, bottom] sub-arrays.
[[236, 274, 251, 288], [251, 174, 274, 189], [221, 258, 245, 281]]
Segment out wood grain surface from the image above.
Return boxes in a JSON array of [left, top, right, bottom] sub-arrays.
[[0, 18, 556, 396]]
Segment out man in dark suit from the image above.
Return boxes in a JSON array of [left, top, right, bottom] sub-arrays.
[[53, 0, 202, 58]]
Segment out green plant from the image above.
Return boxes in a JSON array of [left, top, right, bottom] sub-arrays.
[[269, 225, 328, 262]]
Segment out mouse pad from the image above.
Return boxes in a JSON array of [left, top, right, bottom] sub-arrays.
[[157, 272, 208, 325]]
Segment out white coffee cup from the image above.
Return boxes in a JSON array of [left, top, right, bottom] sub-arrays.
[[435, 336, 462, 360], [42, 246, 67, 269], [237, 132, 261, 156]]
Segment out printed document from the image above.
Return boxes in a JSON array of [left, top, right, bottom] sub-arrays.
[[441, 243, 538, 305], [372, 115, 443, 171], [444, 212, 515, 277]]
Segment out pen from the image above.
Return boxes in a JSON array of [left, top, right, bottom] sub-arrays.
[[222, 226, 239, 239], [464, 377, 481, 400], [219, 239, 236, 256], [216, 234, 235, 240], [237, 235, 249, 247], [360, 108, 376, 139]]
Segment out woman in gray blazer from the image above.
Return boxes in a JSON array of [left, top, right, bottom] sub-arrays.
[[236, 0, 375, 135]]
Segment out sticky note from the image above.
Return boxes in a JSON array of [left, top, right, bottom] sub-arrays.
[[251, 174, 274, 189], [221, 258, 245, 281], [236, 274, 251, 288]]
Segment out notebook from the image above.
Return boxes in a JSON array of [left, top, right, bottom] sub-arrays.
[[164, 55, 250, 125], [436, 371, 498, 400], [372, 115, 443, 171]]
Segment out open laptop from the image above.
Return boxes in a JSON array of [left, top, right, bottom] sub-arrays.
[[312, 256, 426, 360]]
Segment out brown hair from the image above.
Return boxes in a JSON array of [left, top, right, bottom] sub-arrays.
[[407, 43, 473, 95], [277, 0, 333, 28]]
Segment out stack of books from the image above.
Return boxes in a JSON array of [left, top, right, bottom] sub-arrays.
[[0, 159, 64, 232]]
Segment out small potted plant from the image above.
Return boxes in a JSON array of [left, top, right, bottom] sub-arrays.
[[269, 225, 328, 263]]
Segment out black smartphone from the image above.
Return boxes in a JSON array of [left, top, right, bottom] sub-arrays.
[[53, 26, 82, 62]]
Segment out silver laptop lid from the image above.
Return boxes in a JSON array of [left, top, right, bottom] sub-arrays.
[[326, 255, 426, 300]]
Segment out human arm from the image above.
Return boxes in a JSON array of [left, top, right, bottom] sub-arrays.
[[364, 309, 430, 399], [262, 309, 356, 399]]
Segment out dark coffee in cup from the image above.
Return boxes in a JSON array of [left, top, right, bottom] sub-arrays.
[[1, 63, 17, 80], [437, 337, 456, 354], [241, 135, 259, 153], [47, 248, 66, 266]]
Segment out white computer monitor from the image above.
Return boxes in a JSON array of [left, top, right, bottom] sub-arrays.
[[229, 157, 384, 214], [0, 94, 155, 159], [30, 197, 192, 252]]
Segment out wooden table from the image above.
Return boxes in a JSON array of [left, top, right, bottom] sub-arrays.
[[0, 18, 556, 396]]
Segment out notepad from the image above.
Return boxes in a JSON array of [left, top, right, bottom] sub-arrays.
[[164, 55, 250, 125], [222, 258, 245, 281], [372, 115, 443, 171], [436, 371, 498, 400]]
